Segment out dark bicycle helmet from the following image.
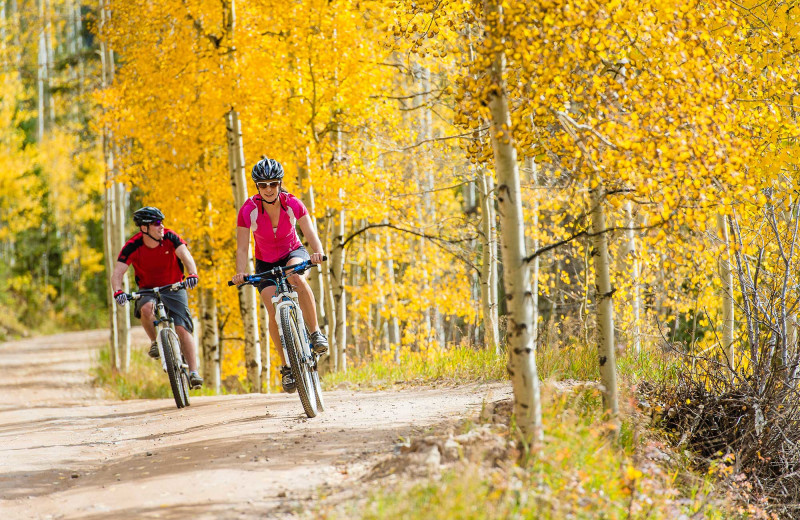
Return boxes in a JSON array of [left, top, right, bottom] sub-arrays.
[[251, 157, 284, 182], [132, 206, 165, 226]]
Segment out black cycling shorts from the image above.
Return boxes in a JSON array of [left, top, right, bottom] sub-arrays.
[[254, 246, 311, 292], [134, 288, 194, 333]]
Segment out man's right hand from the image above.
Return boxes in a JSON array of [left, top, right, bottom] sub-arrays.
[[114, 290, 127, 307]]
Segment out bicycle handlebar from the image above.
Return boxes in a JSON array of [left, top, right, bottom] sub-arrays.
[[125, 281, 187, 301], [228, 256, 327, 287]]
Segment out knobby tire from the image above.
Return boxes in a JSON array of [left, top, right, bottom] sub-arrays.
[[160, 328, 188, 409], [307, 329, 325, 412], [280, 306, 317, 418], [179, 362, 190, 406]]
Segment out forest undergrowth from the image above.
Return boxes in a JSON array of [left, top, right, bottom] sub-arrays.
[[642, 348, 800, 518], [318, 380, 745, 520], [91, 347, 217, 399], [91, 321, 786, 518], [316, 329, 780, 519]]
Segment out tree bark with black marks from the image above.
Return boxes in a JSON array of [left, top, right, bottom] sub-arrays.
[[484, 0, 543, 445], [590, 179, 619, 421], [227, 109, 261, 390]]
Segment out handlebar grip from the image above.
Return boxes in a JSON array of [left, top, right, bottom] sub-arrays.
[[228, 281, 235, 286], [322, 255, 328, 261]]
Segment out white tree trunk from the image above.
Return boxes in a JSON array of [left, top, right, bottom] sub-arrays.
[[8, 0, 21, 63], [322, 219, 338, 372], [43, 0, 55, 122], [485, 0, 543, 444], [384, 228, 400, 348], [103, 184, 119, 370], [114, 181, 130, 371], [259, 301, 270, 393], [590, 179, 619, 420], [418, 67, 445, 345], [200, 287, 220, 393], [716, 213, 735, 368], [226, 109, 261, 390], [0, 2, 5, 46], [478, 168, 500, 353], [350, 255, 362, 358], [622, 201, 641, 355], [296, 150, 326, 336], [331, 204, 347, 373], [100, 0, 120, 370], [37, 30, 46, 141], [525, 156, 540, 361]]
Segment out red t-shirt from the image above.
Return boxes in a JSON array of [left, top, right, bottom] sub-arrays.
[[117, 230, 187, 289]]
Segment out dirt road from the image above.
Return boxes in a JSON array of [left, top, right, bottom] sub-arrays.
[[0, 330, 507, 519]]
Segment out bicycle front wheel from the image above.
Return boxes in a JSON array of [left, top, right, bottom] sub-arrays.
[[280, 306, 317, 418], [307, 329, 325, 412], [160, 328, 188, 409], [311, 362, 325, 412], [179, 359, 190, 407]]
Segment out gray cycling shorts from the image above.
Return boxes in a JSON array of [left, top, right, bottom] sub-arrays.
[[134, 289, 194, 333]]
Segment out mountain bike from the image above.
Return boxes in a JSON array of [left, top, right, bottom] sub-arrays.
[[229, 259, 326, 418], [123, 281, 191, 409]]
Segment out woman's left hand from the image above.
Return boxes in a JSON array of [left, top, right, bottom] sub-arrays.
[[310, 252, 325, 264]]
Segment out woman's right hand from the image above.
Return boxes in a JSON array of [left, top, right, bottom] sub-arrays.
[[231, 273, 247, 285]]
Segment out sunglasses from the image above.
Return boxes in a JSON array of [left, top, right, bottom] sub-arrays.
[[256, 181, 280, 189], [149, 220, 163, 227]]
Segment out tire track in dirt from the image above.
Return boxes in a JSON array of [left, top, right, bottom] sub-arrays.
[[0, 330, 508, 519]]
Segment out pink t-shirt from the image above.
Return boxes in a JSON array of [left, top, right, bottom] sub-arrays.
[[237, 192, 309, 263]]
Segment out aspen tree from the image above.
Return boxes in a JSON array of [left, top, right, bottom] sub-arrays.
[[589, 179, 619, 420], [199, 287, 221, 393], [484, 0, 543, 444], [102, 182, 118, 369], [717, 213, 735, 368], [296, 149, 326, 341], [322, 219, 338, 372], [384, 227, 401, 349], [198, 198, 221, 392], [99, 0, 130, 370], [478, 167, 499, 353], [113, 181, 130, 370], [331, 200, 347, 373], [258, 302, 270, 393], [227, 109, 261, 390], [622, 202, 641, 355]]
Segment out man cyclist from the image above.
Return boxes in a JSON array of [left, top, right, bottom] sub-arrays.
[[111, 206, 203, 389], [231, 157, 328, 393]]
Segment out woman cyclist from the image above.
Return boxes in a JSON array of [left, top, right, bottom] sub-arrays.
[[231, 157, 328, 393]]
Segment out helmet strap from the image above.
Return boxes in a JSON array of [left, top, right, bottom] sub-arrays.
[[255, 194, 279, 212], [141, 225, 162, 244]]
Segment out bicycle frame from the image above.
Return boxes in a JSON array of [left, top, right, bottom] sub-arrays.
[[127, 283, 184, 373], [230, 258, 325, 417], [270, 273, 313, 375], [149, 287, 183, 374], [126, 281, 190, 405]]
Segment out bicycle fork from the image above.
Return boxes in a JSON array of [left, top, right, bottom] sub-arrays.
[[153, 303, 184, 373], [273, 292, 311, 370]]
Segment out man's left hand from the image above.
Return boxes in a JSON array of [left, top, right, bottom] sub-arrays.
[[185, 274, 199, 289]]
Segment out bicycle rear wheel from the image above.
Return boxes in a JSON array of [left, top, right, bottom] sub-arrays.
[[160, 328, 188, 409], [280, 306, 317, 418]]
